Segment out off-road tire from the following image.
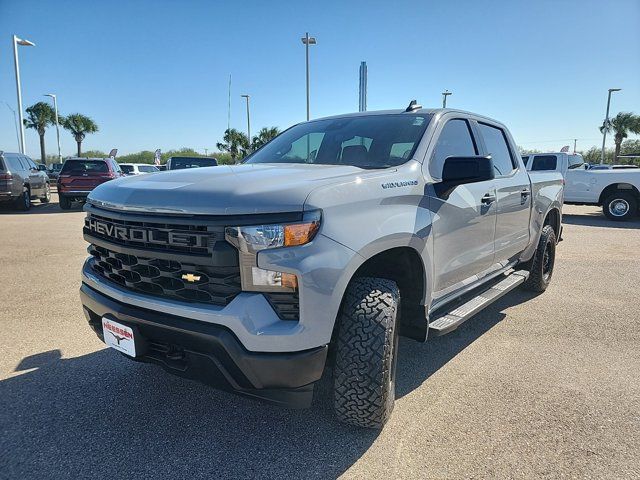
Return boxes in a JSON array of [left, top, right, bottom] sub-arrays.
[[523, 225, 556, 292], [15, 186, 31, 211], [602, 191, 637, 221], [333, 277, 400, 429], [59, 195, 71, 210], [40, 183, 51, 203]]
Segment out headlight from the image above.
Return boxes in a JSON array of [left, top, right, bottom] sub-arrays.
[[225, 210, 321, 292]]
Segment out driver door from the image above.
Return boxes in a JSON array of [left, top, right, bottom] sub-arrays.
[[427, 118, 497, 300]]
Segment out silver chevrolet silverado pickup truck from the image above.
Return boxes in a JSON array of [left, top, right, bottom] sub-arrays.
[[80, 103, 563, 428]]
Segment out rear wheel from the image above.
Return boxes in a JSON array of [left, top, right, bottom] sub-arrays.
[[602, 191, 637, 221], [523, 225, 556, 292], [59, 195, 71, 210], [333, 277, 400, 429], [15, 186, 31, 211], [40, 183, 51, 203]]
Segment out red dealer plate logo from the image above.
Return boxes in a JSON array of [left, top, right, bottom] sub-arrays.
[[102, 318, 136, 357]]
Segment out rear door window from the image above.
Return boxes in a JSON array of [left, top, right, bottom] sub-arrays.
[[477, 123, 516, 176], [431, 119, 477, 177], [120, 165, 134, 174], [61, 160, 108, 174], [531, 155, 558, 171]]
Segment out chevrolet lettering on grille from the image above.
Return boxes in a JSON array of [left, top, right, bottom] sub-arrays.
[[87, 218, 210, 248]]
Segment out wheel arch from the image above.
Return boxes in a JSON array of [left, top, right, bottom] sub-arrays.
[[336, 245, 430, 342], [598, 183, 640, 205]]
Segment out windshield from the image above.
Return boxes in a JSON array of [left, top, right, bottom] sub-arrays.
[[61, 159, 108, 174], [245, 114, 432, 169], [170, 157, 218, 169]]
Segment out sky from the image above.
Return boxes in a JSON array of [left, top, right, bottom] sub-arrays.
[[0, 0, 639, 158]]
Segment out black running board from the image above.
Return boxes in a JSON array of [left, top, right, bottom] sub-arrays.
[[428, 270, 529, 336]]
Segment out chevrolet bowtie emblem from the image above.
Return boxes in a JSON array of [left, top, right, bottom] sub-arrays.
[[181, 273, 201, 283]]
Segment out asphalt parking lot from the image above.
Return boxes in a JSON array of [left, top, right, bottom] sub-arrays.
[[1, 195, 639, 479]]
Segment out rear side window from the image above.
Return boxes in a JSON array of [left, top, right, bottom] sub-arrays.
[[4, 154, 23, 171], [568, 155, 584, 169], [431, 119, 477, 177], [531, 155, 558, 171], [61, 160, 108, 174], [521, 155, 530, 167], [478, 123, 516, 176], [120, 165, 134, 174]]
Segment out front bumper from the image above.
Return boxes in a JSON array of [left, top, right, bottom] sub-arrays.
[[80, 283, 328, 407]]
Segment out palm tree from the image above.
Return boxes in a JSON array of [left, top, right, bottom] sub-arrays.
[[23, 102, 55, 163], [62, 113, 99, 156], [216, 128, 250, 162], [251, 127, 280, 151], [600, 112, 640, 163]]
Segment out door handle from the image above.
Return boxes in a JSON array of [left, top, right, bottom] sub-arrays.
[[521, 188, 531, 196], [481, 193, 496, 204]]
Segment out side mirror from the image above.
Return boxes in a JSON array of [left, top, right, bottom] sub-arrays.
[[435, 155, 495, 197]]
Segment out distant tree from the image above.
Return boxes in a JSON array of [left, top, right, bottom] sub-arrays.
[[23, 102, 55, 163], [216, 128, 249, 162], [600, 112, 640, 163], [251, 127, 280, 151], [62, 113, 99, 156], [81, 150, 108, 159]]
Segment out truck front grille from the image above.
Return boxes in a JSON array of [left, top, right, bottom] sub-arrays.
[[88, 244, 241, 306]]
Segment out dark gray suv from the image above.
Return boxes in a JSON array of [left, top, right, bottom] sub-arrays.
[[0, 151, 51, 210]]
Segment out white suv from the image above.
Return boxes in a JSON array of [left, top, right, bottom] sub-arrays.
[[119, 163, 160, 175]]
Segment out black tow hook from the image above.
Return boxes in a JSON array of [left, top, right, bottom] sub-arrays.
[[165, 346, 185, 361]]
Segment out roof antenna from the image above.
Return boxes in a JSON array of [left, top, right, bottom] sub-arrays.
[[405, 99, 422, 112]]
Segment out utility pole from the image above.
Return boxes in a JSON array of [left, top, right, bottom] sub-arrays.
[[241, 94, 251, 150], [601, 88, 621, 165], [13, 35, 36, 154], [358, 61, 367, 112], [3, 101, 20, 150], [442, 89, 452, 108], [301, 33, 317, 121], [227, 73, 232, 132]]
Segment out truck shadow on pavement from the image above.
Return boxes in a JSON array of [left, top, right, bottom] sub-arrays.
[[0, 291, 536, 480], [562, 213, 640, 229]]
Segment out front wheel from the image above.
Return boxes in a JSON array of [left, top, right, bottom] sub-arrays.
[[522, 225, 556, 292], [602, 192, 638, 221], [333, 277, 400, 429]]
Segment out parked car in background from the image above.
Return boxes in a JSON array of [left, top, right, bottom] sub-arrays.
[[57, 157, 124, 210], [119, 163, 160, 175], [157, 165, 167, 171], [165, 156, 218, 170], [523, 152, 640, 220], [0, 151, 51, 210], [588, 164, 639, 170], [47, 163, 64, 181], [81, 106, 563, 428]]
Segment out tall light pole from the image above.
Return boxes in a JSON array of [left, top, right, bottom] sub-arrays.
[[601, 88, 621, 165], [44, 94, 61, 163], [442, 89, 452, 108], [301, 32, 317, 121], [3, 101, 20, 150], [241, 94, 251, 150], [13, 35, 36, 154]]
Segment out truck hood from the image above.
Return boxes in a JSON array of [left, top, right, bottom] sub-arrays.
[[87, 163, 367, 215]]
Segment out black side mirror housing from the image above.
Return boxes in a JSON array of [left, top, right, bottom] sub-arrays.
[[435, 155, 495, 198]]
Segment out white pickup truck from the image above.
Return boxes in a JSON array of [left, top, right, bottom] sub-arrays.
[[523, 152, 640, 221]]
